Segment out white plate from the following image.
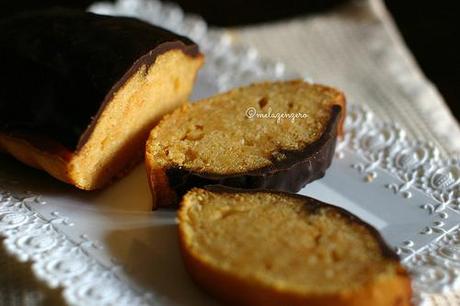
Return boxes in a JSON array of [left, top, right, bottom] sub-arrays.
[[1, 0, 460, 305]]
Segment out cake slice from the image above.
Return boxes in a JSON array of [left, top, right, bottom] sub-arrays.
[[178, 187, 412, 306], [0, 9, 203, 189], [146, 80, 345, 208]]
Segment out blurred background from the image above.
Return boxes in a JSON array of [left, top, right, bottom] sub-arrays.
[[1, 0, 458, 121]]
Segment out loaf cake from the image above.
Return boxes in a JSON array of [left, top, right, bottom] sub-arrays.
[[178, 187, 412, 306], [0, 9, 203, 189], [146, 81, 345, 208]]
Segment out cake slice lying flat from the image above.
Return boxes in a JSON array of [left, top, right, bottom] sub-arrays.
[[0, 9, 203, 189], [146, 80, 345, 208], [178, 187, 412, 306]]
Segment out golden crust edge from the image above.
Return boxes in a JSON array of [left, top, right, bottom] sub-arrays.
[[0, 133, 72, 184]]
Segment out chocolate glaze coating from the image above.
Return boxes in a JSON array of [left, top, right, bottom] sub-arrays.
[[197, 185, 400, 261], [164, 105, 341, 204], [0, 9, 199, 150]]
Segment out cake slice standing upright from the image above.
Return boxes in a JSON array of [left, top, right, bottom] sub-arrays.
[[146, 81, 345, 208]]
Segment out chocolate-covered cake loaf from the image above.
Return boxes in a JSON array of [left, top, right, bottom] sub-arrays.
[[146, 81, 345, 208], [0, 9, 203, 189], [178, 187, 412, 306]]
